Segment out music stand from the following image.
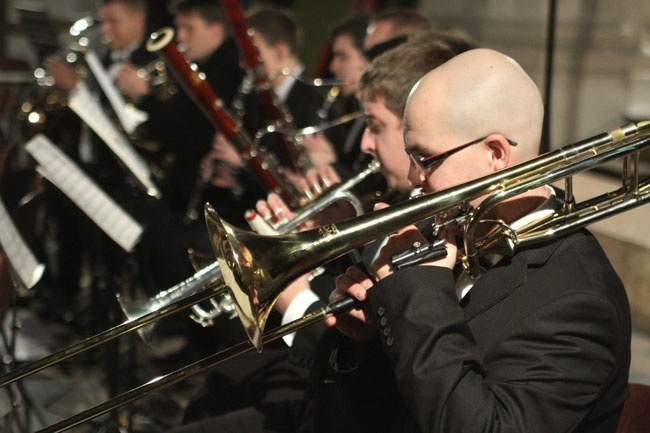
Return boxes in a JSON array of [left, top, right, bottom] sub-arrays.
[[0, 195, 47, 432]]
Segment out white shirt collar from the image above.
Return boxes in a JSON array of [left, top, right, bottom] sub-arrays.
[[110, 40, 141, 63], [274, 64, 304, 102]]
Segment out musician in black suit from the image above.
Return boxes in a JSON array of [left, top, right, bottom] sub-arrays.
[[206, 6, 325, 202], [114, 0, 251, 293], [299, 14, 369, 176], [47, 0, 158, 183], [247, 6, 325, 131], [42, 0, 160, 323], [164, 29, 476, 432], [322, 48, 631, 433], [121, 0, 244, 213]]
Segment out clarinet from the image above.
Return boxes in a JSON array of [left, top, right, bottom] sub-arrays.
[[220, 0, 311, 174], [146, 27, 303, 216]]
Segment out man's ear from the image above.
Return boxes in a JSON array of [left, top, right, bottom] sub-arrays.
[[485, 134, 511, 171]]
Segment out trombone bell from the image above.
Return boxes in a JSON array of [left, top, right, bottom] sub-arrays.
[[206, 200, 336, 351], [206, 203, 300, 351]]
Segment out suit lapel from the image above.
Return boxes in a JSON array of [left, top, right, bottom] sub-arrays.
[[461, 238, 563, 320]]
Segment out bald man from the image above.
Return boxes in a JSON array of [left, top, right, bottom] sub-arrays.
[[326, 48, 631, 433]]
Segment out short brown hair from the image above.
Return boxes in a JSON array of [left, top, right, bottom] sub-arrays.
[[369, 9, 431, 38], [330, 14, 369, 52], [168, 0, 224, 23], [99, 0, 146, 13], [247, 6, 302, 55], [359, 30, 477, 118]]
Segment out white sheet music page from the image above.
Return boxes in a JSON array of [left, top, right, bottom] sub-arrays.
[[84, 49, 148, 134], [67, 82, 161, 199], [24, 134, 144, 252], [0, 199, 45, 289]]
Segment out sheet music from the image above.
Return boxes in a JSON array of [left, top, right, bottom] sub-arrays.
[[24, 134, 144, 252], [0, 199, 45, 289], [84, 50, 148, 135], [68, 82, 161, 199]]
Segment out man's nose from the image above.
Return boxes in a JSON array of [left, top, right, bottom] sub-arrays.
[[407, 160, 425, 189], [360, 128, 375, 156]]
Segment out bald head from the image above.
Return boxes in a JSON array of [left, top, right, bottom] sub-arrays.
[[405, 48, 543, 164]]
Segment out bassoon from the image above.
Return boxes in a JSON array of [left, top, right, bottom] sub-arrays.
[[146, 27, 302, 213], [220, 0, 310, 173]]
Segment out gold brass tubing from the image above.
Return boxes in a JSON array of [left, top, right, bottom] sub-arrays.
[[35, 297, 354, 433]]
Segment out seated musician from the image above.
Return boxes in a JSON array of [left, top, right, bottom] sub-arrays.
[[118, 0, 249, 292], [123, 0, 244, 215], [321, 48, 631, 433], [42, 0, 161, 322], [205, 5, 325, 201], [298, 14, 369, 174], [165, 29, 477, 432]]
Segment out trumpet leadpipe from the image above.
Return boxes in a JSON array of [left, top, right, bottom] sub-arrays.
[[271, 159, 382, 234]]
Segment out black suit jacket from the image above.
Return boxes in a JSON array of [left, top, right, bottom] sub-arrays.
[[304, 229, 631, 433], [137, 38, 244, 212]]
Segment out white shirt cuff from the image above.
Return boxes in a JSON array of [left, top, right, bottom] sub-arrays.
[[281, 289, 320, 346]]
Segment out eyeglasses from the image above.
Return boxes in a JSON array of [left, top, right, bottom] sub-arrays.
[[406, 135, 518, 173]]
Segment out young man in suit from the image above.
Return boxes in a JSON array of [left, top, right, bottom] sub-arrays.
[[41, 0, 158, 325], [206, 6, 324, 194], [163, 30, 476, 433], [327, 48, 631, 433]]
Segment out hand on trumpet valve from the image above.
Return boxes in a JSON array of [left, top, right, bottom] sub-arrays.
[[300, 132, 337, 168], [255, 192, 299, 229], [305, 164, 340, 193], [285, 164, 340, 202], [116, 62, 150, 101]]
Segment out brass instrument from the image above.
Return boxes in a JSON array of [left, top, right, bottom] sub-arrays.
[[125, 158, 381, 330], [206, 121, 650, 350], [2, 121, 650, 432], [249, 158, 381, 235], [185, 158, 381, 325], [136, 59, 177, 101]]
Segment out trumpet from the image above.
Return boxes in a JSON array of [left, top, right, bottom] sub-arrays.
[[248, 158, 381, 235], [184, 158, 381, 325], [3, 121, 650, 432], [136, 59, 177, 101]]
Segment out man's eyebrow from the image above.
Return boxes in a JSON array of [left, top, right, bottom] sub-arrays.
[[404, 142, 429, 154], [364, 113, 381, 124]]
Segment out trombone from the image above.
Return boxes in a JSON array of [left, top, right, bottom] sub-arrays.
[[3, 121, 650, 432], [121, 158, 382, 330]]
